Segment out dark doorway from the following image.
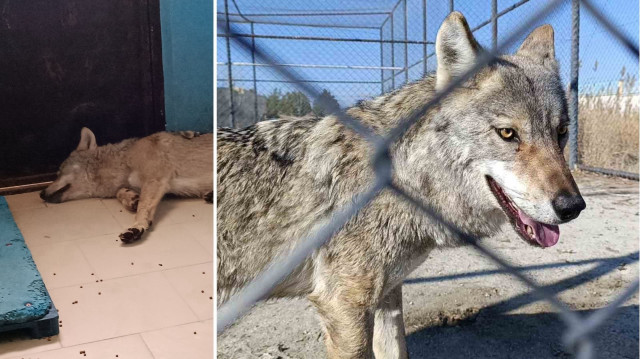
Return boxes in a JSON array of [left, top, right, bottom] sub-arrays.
[[0, 0, 165, 190]]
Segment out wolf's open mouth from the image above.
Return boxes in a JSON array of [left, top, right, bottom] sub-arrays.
[[486, 176, 559, 248]]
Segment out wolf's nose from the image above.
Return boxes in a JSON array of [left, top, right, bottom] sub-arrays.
[[552, 192, 586, 222]]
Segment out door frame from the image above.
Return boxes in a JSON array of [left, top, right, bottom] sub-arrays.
[[0, 0, 166, 195]]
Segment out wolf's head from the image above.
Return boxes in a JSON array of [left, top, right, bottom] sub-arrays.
[[40, 127, 108, 203], [405, 12, 585, 247]]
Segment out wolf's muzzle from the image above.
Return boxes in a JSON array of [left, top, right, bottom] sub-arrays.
[[40, 184, 71, 203], [552, 191, 586, 222]]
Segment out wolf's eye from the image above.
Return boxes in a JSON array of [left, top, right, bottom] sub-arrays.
[[558, 125, 568, 136], [497, 128, 517, 141]]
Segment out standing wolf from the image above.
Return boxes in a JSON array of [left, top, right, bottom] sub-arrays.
[[217, 12, 586, 359], [40, 128, 213, 243]]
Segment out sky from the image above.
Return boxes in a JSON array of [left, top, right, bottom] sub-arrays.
[[216, 0, 639, 108]]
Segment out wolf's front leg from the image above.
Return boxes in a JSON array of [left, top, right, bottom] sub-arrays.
[[373, 285, 408, 359], [310, 281, 376, 358], [119, 179, 169, 243]]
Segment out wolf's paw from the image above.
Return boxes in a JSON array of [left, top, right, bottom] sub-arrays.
[[178, 131, 200, 139], [119, 227, 145, 244], [120, 194, 139, 212], [128, 195, 139, 212], [117, 188, 140, 212], [204, 191, 213, 204]]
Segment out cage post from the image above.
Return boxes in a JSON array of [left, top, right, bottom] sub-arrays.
[[403, 0, 409, 84], [391, 12, 395, 89], [422, 0, 427, 75], [380, 27, 385, 95], [492, 0, 497, 50], [224, 0, 236, 127], [569, 0, 580, 169], [250, 23, 259, 123], [449, 0, 454, 12]]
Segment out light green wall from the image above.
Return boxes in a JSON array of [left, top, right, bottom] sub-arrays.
[[160, 0, 213, 132]]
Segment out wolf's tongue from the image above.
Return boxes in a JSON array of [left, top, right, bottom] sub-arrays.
[[517, 209, 560, 247]]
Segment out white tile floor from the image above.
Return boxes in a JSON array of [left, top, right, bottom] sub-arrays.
[[0, 191, 213, 359]]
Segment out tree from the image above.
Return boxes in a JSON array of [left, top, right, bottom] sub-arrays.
[[313, 89, 340, 117], [263, 89, 313, 119], [265, 89, 282, 119], [284, 91, 312, 116]]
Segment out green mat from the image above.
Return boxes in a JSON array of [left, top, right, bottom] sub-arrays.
[[0, 196, 58, 338]]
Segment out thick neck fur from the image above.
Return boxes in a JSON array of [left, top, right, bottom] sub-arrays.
[[346, 74, 439, 132], [340, 74, 503, 243], [89, 139, 136, 196]]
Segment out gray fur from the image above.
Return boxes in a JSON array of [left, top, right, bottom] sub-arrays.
[[41, 127, 213, 243], [217, 12, 584, 359]]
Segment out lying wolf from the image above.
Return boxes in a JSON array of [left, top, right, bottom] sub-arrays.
[[41, 128, 213, 243], [218, 12, 586, 359]]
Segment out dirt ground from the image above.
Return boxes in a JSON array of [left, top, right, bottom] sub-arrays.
[[217, 171, 639, 359]]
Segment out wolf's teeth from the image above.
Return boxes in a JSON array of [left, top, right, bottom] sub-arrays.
[[525, 225, 534, 237]]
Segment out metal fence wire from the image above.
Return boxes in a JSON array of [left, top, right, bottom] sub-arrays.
[[574, 1, 639, 179], [217, 0, 639, 180], [216, 0, 640, 358]]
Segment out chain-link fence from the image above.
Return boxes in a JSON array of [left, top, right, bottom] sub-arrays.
[[574, 2, 639, 179], [217, 0, 638, 180], [216, 0, 639, 357]]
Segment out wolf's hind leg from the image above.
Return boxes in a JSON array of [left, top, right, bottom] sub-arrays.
[[119, 179, 169, 244], [373, 286, 407, 359], [116, 188, 140, 212]]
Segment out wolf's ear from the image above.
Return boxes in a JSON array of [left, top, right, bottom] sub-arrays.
[[516, 24, 556, 66], [77, 127, 97, 151], [435, 12, 481, 90]]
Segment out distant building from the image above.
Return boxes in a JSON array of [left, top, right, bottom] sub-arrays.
[[217, 87, 267, 128], [579, 80, 639, 114]]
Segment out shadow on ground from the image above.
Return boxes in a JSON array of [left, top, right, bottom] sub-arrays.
[[405, 252, 639, 358], [407, 306, 638, 359]]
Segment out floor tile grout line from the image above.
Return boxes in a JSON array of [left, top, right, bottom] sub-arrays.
[[0, 342, 63, 359], [140, 318, 213, 335], [100, 198, 131, 232], [134, 333, 157, 358], [159, 260, 214, 274], [139, 331, 158, 359], [75, 235, 102, 280], [55, 290, 200, 349], [160, 263, 214, 321], [181, 227, 215, 260], [138, 318, 215, 356], [22, 229, 127, 249], [160, 270, 206, 321], [5, 333, 158, 358], [30, 226, 212, 291], [22, 219, 209, 250], [43, 260, 213, 291], [10, 199, 125, 246]]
